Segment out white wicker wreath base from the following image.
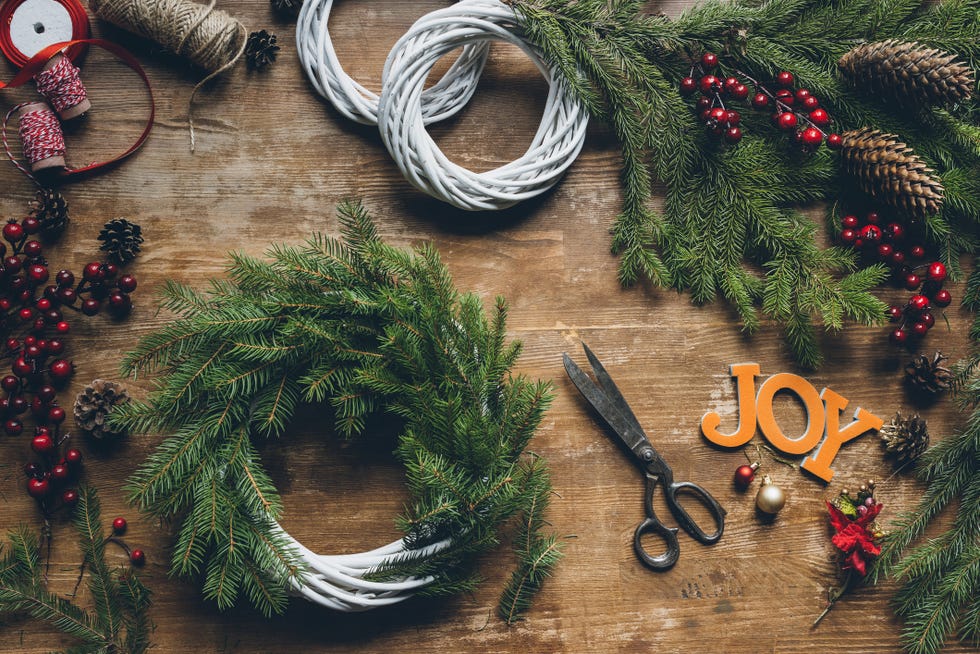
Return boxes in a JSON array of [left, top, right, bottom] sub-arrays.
[[297, 0, 589, 212], [274, 524, 453, 611]]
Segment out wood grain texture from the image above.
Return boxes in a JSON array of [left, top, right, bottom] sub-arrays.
[[0, 1, 974, 651]]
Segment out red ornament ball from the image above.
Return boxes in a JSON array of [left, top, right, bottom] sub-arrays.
[[51, 463, 70, 482], [841, 215, 859, 229], [840, 229, 856, 244], [734, 463, 758, 490], [802, 95, 820, 110], [3, 222, 24, 242], [920, 312, 936, 329], [876, 243, 893, 259], [49, 359, 73, 380], [48, 406, 66, 424]]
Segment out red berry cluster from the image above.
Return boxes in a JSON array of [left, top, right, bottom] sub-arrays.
[[679, 55, 843, 151], [109, 516, 146, 566], [23, 431, 82, 507], [680, 52, 749, 143], [837, 210, 952, 346], [0, 214, 139, 511]]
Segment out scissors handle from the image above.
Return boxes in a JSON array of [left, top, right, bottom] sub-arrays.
[[633, 517, 680, 570], [632, 476, 726, 570], [664, 480, 726, 545]]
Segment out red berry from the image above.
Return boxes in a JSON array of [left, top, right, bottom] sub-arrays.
[[884, 222, 903, 241], [877, 243, 893, 259], [802, 95, 819, 110], [83, 262, 104, 282], [23, 240, 42, 256], [840, 229, 857, 244], [708, 107, 727, 122], [61, 489, 79, 506], [725, 110, 740, 126], [27, 264, 48, 284], [48, 359, 72, 380], [37, 385, 55, 402], [23, 462, 40, 477], [776, 71, 794, 87], [1, 375, 18, 392], [927, 261, 947, 283], [723, 76, 740, 92], [130, 549, 146, 566], [801, 127, 823, 145], [920, 312, 936, 329], [51, 463, 70, 482], [700, 52, 718, 69], [695, 96, 712, 112], [910, 245, 926, 259], [775, 89, 795, 106], [911, 321, 930, 337], [699, 75, 721, 94], [889, 328, 908, 345], [887, 305, 903, 322], [57, 287, 77, 305], [31, 433, 55, 454], [679, 77, 697, 95], [794, 88, 811, 102], [65, 448, 82, 465], [2, 222, 23, 242], [81, 299, 100, 316], [777, 112, 798, 131], [4, 419, 21, 435], [865, 211, 880, 224], [18, 308, 33, 322], [55, 321, 70, 333], [112, 517, 127, 534], [12, 358, 33, 377], [905, 273, 922, 290], [27, 477, 50, 498], [933, 289, 952, 307], [35, 298, 51, 312], [48, 406, 66, 423], [4, 256, 21, 273], [841, 215, 859, 229], [31, 396, 46, 417], [45, 339, 64, 356], [724, 127, 742, 143], [731, 83, 749, 100], [752, 93, 769, 108], [9, 395, 26, 415], [55, 270, 74, 286], [826, 133, 843, 149], [808, 108, 830, 126], [891, 250, 906, 266], [909, 294, 930, 312], [5, 338, 18, 352], [21, 218, 39, 235], [859, 224, 882, 244]]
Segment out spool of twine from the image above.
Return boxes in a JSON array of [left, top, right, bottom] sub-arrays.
[[89, 0, 247, 148]]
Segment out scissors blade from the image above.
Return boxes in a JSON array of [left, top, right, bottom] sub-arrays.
[[562, 347, 651, 454]]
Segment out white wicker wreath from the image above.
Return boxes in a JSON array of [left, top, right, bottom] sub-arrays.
[[297, 0, 589, 211]]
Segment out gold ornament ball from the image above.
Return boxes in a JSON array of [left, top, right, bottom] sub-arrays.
[[756, 475, 786, 515]]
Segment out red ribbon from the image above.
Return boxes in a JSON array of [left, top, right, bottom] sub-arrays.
[[1, 39, 154, 181], [0, 0, 90, 67]]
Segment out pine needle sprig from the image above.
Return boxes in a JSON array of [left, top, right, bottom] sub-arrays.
[[114, 201, 560, 619], [511, 0, 980, 367], [0, 486, 153, 653]]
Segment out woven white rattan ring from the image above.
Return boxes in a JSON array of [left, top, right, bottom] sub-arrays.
[[296, 0, 491, 125], [377, 0, 589, 211]]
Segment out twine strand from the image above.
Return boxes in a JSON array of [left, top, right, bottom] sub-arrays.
[[17, 105, 65, 167]]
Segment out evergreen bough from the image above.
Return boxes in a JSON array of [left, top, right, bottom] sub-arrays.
[[508, 0, 980, 367], [113, 201, 561, 621], [0, 486, 153, 654]]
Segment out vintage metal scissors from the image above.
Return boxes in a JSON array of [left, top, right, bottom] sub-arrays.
[[563, 342, 726, 570]]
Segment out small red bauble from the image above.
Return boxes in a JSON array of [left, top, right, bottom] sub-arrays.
[[27, 477, 50, 498], [865, 211, 880, 224], [45, 339, 64, 356], [909, 294, 930, 312], [905, 273, 922, 290], [734, 462, 759, 490], [112, 517, 128, 534], [777, 112, 798, 131], [130, 549, 146, 566], [794, 88, 811, 102], [889, 328, 908, 345], [801, 127, 823, 145], [696, 96, 712, 112], [927, 261, 947, 283], [37, 385, 55, 402], [751, 93, 769, 108], [18, 307, 33, 322], [4, 256, 21, 273], [31, 433, 55, 454], [808, 108, 830, 126], [775, 88, 794, 106], [65, 448, 82, 465], [21, 218, 40, 235], [680, 77, 697, 95], [700, 52, 718, 68], [699, 75, 721, 94], [724, 127, 742, 144], [826, 133, 842, 149], [776, 71, 794, 87], [933, 289, 952, 307], [61, 489, 79, 506]]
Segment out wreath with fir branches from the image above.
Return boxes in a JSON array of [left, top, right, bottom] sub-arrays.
[[112, 202, 560, 622]]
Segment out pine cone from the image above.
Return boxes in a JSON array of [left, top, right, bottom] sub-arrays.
[[270, 0, 300, 15], [28, 188, 69, 238], [839, 40, 974, 107], [880, 412, 930, 465], [245, 30, 279, 70], [905, 351, 954, 395], [98, 218, 143, 264], [73, 379, 130, 440], [840, 128, 944, 218]]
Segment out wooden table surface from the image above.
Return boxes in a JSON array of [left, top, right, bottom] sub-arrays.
[[0, 1, 974, 652]]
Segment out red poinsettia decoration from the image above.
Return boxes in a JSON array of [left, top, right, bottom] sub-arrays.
[[827, 500, 882, 577]]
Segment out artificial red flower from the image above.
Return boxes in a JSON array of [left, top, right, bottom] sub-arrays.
[[825, 501, 882, 578]]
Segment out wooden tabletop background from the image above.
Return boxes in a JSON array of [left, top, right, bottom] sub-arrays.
[[0, 1, 974, 652]]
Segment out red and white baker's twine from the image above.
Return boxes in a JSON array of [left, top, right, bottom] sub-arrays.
[[34, 55, 89, 116], [297, 0, 588, 212], [17, 105, 65, 165]]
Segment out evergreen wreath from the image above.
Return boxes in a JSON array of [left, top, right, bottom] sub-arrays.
[[503, 0, 980, 367], [112, 201, 561, 622]]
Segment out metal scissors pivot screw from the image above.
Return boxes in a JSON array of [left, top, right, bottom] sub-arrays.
[[563, 342, 726, 570]]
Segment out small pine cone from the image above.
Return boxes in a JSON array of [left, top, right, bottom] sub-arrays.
[[904, 351, 954, 395], [839, 40, 974, 107], [245, 30, 279, 70], [880, 412, 930, 465], [840, 128, 944, 218], [73, 379, 130, 440], [270, 0, 300, 15], [98, 218, 143, 264], [28, 188, 69, 238]]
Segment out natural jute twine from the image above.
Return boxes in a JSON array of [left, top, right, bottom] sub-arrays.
[[89, 0, 247, 149]]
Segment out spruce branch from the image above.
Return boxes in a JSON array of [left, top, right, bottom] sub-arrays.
[[116, 202, 560, 620], [0, 487, 152, 653]]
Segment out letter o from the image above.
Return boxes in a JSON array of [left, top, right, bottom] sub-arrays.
[[756, 373, 825, 455]]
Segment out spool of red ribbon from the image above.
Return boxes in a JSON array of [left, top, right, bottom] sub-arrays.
[[1, 39, 155, 181], [0, 0, 89, 67]]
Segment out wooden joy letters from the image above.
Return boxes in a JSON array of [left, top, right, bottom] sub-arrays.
[[700, 364, 884, 482]]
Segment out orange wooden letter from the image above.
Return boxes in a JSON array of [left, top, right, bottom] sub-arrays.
[[701, 364, 760, 448], [756, 373, 825, 455], [801, 388, 884, 482]]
